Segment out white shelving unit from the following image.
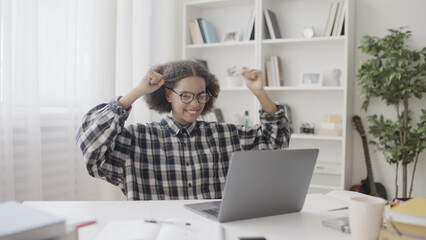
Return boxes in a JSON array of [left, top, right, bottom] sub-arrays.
[[183, 0, 355, 191]]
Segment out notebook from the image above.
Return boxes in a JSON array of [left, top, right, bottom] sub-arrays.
[[184, 148, 319, 222], [0, 201, 66, 240]]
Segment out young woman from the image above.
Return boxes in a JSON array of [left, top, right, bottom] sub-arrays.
[[77, 60, 290, 200]]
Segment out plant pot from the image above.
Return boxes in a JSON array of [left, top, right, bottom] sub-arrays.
[[226, 76, 242, 87]]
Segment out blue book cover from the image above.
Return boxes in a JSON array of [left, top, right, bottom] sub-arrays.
[[200, 19, 218, 43]]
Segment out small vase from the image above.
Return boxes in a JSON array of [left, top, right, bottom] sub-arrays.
[[226, 76, 242, 87]]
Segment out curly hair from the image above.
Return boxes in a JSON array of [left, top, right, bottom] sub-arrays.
[[144, 60, 220, 115]]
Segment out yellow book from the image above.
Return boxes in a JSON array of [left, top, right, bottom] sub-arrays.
[[387, 198, 426, 227], [386, 219, 426, 238], [378, 228, 424, 240]]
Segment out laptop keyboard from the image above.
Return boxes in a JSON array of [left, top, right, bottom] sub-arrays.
[[203, 208, 219, 217]]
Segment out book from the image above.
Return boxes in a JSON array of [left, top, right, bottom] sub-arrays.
[[386, 198, 426, 227], [332, 1, 343, 36], [94, 218, 224, 240], [199, 19, 218, 43], [245, 9, 256, 41], [385, 219, 426, 238], [188, 21, 199, 44], [265, 60, 272, 86], [378, 227, 426, 240], [317, 128, 343, 136], [323, 2, 339, 37], [270, 56, 278, 86], [335, 1, 346, 36], [276, 56, 284, 86], [264, 9, 281, 39], [268, 56, 283, 86], [0, 201, 66, 240], [193, 19, 205, 44], [306, 190, 369, 211]]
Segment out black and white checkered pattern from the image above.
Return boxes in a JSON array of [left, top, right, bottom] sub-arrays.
[[76, 97, 290, 200]]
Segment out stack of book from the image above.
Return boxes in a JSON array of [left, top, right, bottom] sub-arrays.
[[379, 197, 426, 240], [317, 114, 342, 136], [265, 56, 284, 87], [188, 18, 218, 44], [0, 201, 76, 240], [323, 1, 345, 37]]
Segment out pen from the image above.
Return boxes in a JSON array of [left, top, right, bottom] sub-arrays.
[[145, 220, 191, 226], [386, 201, 399, 207]]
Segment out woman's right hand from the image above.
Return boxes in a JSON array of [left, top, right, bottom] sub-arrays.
[[135, 68, 165, 96], [119, 69, 165, 110]]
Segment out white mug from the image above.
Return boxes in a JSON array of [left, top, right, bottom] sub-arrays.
[[349, 196, 386, 240]]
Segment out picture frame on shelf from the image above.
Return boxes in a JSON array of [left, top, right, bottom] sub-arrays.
[[300, 72, 323, 87], [222, 30, 240, 42]]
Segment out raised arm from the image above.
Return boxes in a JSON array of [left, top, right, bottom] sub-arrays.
[[241, 67, 278, 114], [119, 68, 165, 110]]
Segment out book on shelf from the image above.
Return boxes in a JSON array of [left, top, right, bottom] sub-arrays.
[[245, 9, 256, 41], [265, 60, 272, 86], [323, 2, 339, 37], [94, 218, 224, 240], [0, 201, 67, 240], [193, 19, 205, 44], [332, 1, 345, 36], [264, 9, 281, 39], [188, 21, 199, 44], [277, 56, 284, 86], [267, 56, 283, 86], [196, 18, 207, 43], [199, 18, 218, 43], [335, 1, 346, 36]]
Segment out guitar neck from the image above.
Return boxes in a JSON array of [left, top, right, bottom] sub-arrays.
[[361, 135, 378, 196]]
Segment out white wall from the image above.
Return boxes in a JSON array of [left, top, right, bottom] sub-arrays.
[[352, 0, 426, 199]]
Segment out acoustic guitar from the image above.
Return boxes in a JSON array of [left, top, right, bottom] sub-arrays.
[[351, 115, 387, 199]]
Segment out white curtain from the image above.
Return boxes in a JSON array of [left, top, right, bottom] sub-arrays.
[[0, 0, 133, 201], [0, 0, 182, 201]]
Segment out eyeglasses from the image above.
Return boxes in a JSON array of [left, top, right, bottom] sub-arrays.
[[166, 88, 211, 104]]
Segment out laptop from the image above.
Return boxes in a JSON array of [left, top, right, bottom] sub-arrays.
[[184, 148, 319, 222]]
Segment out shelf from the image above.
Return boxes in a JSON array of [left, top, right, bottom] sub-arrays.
[[291, 134, 343, 141], [264, 86, 344, 91], [185, 0, 253, 9], [186, 41, 255, 49], [263, 36, 345, 45], [184, 0, 354, 191]]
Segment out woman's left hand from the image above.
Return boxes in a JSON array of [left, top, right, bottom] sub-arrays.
[[242, 67, 264, 95]]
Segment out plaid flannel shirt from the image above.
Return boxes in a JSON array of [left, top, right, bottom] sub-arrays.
[[76, 97, 290, 200]]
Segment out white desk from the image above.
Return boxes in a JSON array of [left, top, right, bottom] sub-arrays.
[[24, 194, 351, 240]]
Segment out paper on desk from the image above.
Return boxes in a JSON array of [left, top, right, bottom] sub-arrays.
[[94, 218, 223, 240], [94, 220, 161, 240], [156, 218, 223, 240], [307, 190, 369, 211]]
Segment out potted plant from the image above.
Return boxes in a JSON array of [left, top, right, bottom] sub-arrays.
[[357, 27, 426, 198], [226, 66, 242, 87]]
